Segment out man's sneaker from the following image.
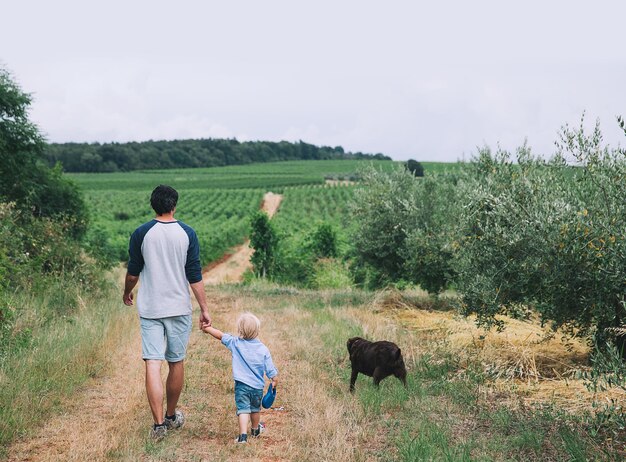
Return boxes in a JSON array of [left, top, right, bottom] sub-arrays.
[[235, 433, 248, 444], [251, 422, 265, 437], [165, 410, 185, 430], [150, 424, 168, 441]]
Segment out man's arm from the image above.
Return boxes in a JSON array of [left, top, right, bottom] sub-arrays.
[[123, 273, 139, 305], [190, 280, 211, 328]]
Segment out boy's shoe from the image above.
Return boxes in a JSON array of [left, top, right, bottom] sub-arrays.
[[150, 424, 168, 441], [235, 433, 248, 444], [251, 422, 265, 437], [164, 410, 185, 430]]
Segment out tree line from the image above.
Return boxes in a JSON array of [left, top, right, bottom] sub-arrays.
[[45, 138, 391, 172]]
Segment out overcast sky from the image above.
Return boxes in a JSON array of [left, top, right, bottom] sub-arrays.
[[2, 1, 625, 161]]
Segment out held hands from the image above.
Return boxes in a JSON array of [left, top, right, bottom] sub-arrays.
[[271, 376, 278, 389], [199, 310, 212, 330]]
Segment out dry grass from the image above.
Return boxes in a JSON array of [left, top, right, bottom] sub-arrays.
[[6, 296, 149, 461], [371, 289, 626, 416], [111, 290, 375, 461]]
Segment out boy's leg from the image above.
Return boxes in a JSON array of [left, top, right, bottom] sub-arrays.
[[238, 413, 250, 435], [250, 412, 260, 430], [145, 360, 164, 424], [165, 360, 184, 416]]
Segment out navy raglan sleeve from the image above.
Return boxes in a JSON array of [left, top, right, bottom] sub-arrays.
[[127, 229, 145, 276], [182, 225, 202, 283]]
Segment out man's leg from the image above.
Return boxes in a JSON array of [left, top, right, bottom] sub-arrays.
[[166, 360, 184, 416], [145, 359, 164, 424]]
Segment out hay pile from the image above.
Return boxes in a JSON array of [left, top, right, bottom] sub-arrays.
[[372, 289, 589, 380]]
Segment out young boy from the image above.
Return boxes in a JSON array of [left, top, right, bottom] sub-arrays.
[[202, 312, 278, 443]]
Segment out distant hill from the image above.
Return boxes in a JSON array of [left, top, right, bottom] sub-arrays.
[[45, 138, 391, 173]]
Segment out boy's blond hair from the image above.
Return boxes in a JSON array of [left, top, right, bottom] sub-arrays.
[[237, 312, 260, 340]]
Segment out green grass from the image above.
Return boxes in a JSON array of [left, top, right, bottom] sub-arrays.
[[290, 294, 615, 461], [0, 277, 130, 452]]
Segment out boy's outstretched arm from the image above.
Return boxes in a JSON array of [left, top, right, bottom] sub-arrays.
[[202, 324, 223, 340]]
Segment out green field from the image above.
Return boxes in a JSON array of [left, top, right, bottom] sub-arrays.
[[70, 159, 462, 191], [77, 160, 460, 265]]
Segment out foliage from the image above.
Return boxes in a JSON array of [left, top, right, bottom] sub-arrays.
[[305, 223, 338, 259], [46, 138, 391, 173], [309, 258, 353, 289], [405, 159, 424, 177], [456, 119, 626, 352], [577, 339, 626, 435], [351, 167, 422, 283], [351, 166, 461, 292], [350, 115, 626, 354], [250, 211, 278, 278], [271, 186, 355, 287], [0, 203, 104, 355], [0, 67, 87, 238]]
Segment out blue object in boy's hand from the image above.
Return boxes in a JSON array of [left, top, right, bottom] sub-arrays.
[[262, 383, 277, 409]]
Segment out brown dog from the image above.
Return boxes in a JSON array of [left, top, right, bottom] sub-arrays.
[[347, 337, 407, 392]]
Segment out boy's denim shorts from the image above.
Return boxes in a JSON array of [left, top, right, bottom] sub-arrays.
[[140, 315, 192, 362], [234, 381, 263, 415]]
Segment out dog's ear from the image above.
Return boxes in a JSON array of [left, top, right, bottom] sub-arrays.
[[395, 348, 401, 361], [347, 337, 362, 353]]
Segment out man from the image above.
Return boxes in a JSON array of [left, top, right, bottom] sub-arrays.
[[123, 184, 211, 440]]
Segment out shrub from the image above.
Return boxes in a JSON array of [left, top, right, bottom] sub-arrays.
[[455, 119, 626, 354], [351, 166, 461, 292], [0, 67, 88, 239], [351, 166, 422, 282], [310, 258, 353, 289], [250, 211, 278, 278], [305, 223, 338, 259]]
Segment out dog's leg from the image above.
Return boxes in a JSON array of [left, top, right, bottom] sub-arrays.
[[349, 369, 359, 393], [372, 367, 386, 387]]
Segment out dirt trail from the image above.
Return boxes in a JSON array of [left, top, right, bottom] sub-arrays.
[[7, 192, 283, 462], [202, 192, 282, 285]]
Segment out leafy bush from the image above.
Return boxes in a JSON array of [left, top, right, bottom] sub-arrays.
[[310, 258, 354, 290], [455, 120, 626, 354], [305, 223, 338, 259], [0, 67, 88, 238], [350, 115, 626, 355], [351, 166, 461, 292], [351, 167, 422, 282], [250, 211, 278, 278], [273, 223, 343, 287]]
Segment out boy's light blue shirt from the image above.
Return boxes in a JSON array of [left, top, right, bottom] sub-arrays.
[[221, 333, 278, 390]]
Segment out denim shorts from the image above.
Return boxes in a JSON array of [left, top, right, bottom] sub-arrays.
[[234, 381, 263, 415], [140, 315, 192, 362]]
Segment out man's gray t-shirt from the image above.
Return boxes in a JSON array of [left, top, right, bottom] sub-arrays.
[[127, 220, 202, 319]]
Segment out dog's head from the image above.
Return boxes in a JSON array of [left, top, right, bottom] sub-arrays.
[[347, 337, 367, 355]]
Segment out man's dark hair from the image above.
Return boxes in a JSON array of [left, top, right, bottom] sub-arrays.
[[150, 185, 178, 215]]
